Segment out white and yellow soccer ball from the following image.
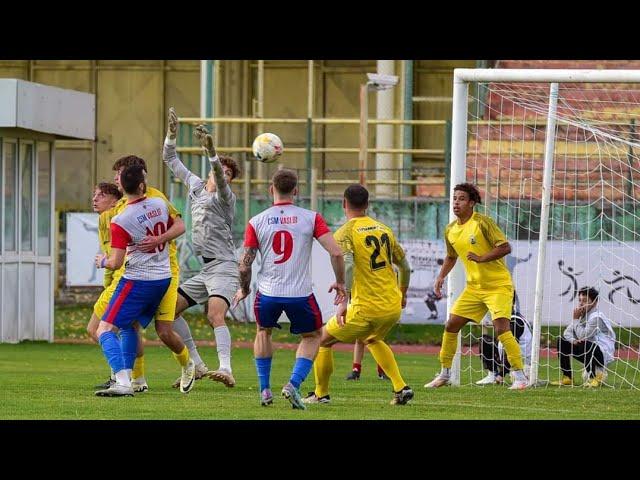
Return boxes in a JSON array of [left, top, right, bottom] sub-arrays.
[[252, 133, 283, 163]]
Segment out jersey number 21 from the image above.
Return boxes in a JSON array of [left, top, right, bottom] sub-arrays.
[[365, 233, 391, 271]]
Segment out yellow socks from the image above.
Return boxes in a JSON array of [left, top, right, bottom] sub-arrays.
[[439, 331, 458, 369], [173, 346, 190, 367], [313, 347, 334, 398], [497, 331, 524, 371], [132, 355, 145, 380], [367, 340, 406, 392]]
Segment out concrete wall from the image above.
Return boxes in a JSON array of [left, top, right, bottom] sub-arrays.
[[0, 60, 475, 302], [0, 60, 200, 211], [0, 60, 474, 210]]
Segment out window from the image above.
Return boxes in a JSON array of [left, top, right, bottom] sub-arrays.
[[20, 142, 34, 252], [4, 141, 17, 251], [37, 142, 51, 256], [0, 138, 2, 252]]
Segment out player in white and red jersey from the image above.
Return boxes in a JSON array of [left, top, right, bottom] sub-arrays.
[[93, 164, 196, 397], [233, 168, 346, 409]]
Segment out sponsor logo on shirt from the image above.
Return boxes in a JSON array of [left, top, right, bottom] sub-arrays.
[[137, 208, 163, 224], [268, 216, 298, 225], [356, 226, 380, 233]]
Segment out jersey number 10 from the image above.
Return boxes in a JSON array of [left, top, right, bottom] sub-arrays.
[[145, 222, 167, 253]]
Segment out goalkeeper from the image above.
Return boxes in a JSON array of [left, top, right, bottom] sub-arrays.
[[162, 107, 241, 388]]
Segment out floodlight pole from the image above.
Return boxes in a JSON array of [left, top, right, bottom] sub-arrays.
[[359, 73, 399, 187], [359, 83, 368, 186]]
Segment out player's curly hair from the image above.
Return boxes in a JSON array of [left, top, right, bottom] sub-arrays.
[[96, 182, 123, 200], [454, 182, 482, 204], [219, 155, 240, 180], [112, 155, 147, 172]]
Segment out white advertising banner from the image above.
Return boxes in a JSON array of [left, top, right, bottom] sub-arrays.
[[401, 240, 449, 324], [66, 213, 103, 287], [64, 212, 640, 329], [509, 240, 640, 328], [307, 240, 640, 327], [306, 240, 449, 325]]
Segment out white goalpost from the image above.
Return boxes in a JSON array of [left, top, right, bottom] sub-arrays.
[[449, 69, 640, 389]]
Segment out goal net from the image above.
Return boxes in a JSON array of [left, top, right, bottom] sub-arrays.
[[450, 69, 640, 389]]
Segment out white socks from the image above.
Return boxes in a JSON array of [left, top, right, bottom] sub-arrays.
[[115, 369, 132, 388], [173, 315, 204, 366], [214, 325, 232, 372]]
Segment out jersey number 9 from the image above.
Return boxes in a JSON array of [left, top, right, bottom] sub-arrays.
[[273, 230, 293, 264]]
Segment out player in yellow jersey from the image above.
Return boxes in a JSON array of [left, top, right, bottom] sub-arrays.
[[93, 183, 123, 290], [88, 183, 123, 387], [303, 184, 414, 406], [91, 154, 189, 392], [424, 183, 528, 390]]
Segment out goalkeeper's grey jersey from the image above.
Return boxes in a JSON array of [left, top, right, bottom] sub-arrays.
[[163, 141, 237, 262]]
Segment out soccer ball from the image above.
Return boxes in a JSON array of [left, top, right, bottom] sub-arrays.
[[252, 133, 283, 163]]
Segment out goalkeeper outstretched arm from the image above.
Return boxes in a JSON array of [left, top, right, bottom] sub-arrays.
[[194, 124, 233, 204], [163, 107, 202, 191]]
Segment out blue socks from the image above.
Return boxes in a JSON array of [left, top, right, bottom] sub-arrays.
[[119, 327, 138, 370], [289, 357, 314, 389], [99, 331, 124, 374], [255, 357, 272, 392], [255, 356, 314, 391]]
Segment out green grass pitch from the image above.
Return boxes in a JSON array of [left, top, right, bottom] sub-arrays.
[[1, 343, 638, 420]]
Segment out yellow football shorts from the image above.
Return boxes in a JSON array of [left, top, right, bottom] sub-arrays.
[[155, 275, 179, 322], [93, 274, 121, 319], [93, 274, 179, 322], [450, 285, 514, 323], [325, 305, 401, 343]]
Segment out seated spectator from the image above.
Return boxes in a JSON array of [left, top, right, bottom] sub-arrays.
[[551, 286, 616, 388]]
